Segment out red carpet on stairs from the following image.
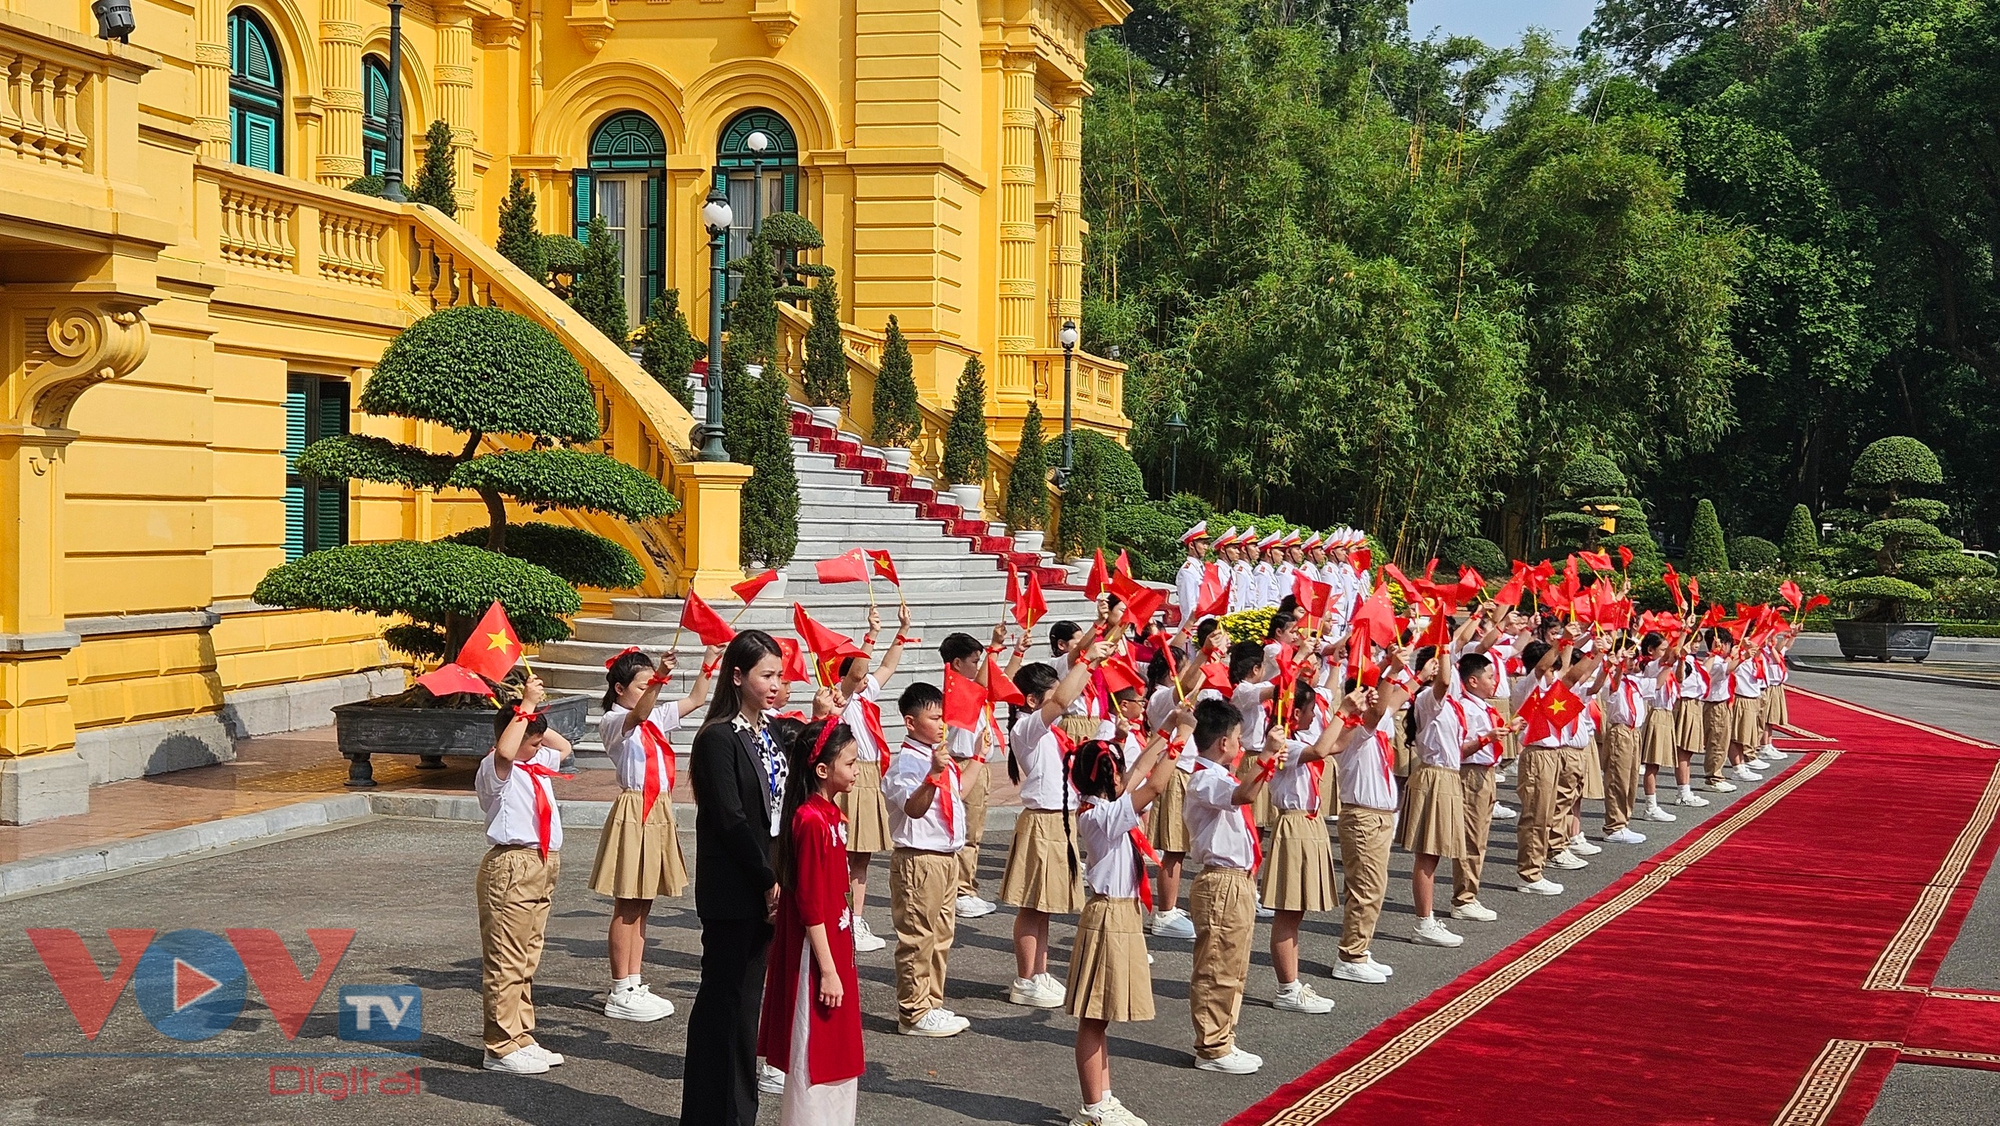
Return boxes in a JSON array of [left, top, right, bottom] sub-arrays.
[[1228, 689, 2000, 1126]]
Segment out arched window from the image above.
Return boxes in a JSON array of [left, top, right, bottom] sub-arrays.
[[573, 111, 668, 322], [227, 9, 283, 173], [717, 110, 800, 292], [361, 55, 391, 176]]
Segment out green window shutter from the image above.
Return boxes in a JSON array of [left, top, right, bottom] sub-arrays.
[[572, 171, 594, 240], [244, 112, 278, 173], [782, 170, 797, 213], [645, 172, 664, 308], [283, 377, 309, 561], [311, 380, 349, 550]]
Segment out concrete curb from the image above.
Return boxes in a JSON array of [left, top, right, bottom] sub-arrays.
[[1789, 658, 2000, 694], [1, 793, 1029, 899]]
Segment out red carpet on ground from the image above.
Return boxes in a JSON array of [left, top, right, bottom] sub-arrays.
[[1229, 689, 2000, 1126]]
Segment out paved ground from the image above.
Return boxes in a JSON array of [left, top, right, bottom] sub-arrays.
[[3, 671, 1996, 1126]]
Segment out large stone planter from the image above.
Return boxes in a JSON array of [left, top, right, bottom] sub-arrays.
[[1832, 619, 1940, 663], [949, 484, 984, 518], [882, 446, 913, 474], [332, 693, 592, 787], [1013, 529, 1045, 554], [810, 405, 842, 429]]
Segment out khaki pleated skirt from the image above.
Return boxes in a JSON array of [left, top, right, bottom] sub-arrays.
[[1582, 738, 1606, 801], [1058, 714, 1102, 744], [1065, 895, 1154, 1023], [1398, 764, 1468, 859], [1641, 708, 1678, 769], [1674, 698, 1705, 755], [588, 790, 688, 900], [1149, 767, 1191, 853], [1766, 684, 1789, 727], [1252, 782, 1276, 831], [998, 808, 1086, 914], [1259, 809, 1338, 912], [1732, 696, 1764, 745], [833, 758, 892, 854], [1392, 722, 1415, 778]]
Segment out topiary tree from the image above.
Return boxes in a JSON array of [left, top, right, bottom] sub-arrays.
[[1004, 403, 1050, 533], [496, 173, 545, 283], [1054, 431, 1107, 560], [722, 344, 800, 567], [346, 174, 386, 198], [571, 213, 629, 344], [1074, 430, 1145, 508], [1780, 504, 1821, 572], [870, 316, 920, 448], [1827, 436, 1993, 621], [1684, 499, 1730, 573], [800, 269, 849, 410], [636, 291, 700, 410], [1543, 452, 1635, 552], [726, 214, 825, 369], [540, 234, 586, 300], [1439, 535, 1508, 578], [941, 356, 987, 487], [253, 306, 676, 666], [409, 119, 457, 219], [1729, 535, 1781, 572]]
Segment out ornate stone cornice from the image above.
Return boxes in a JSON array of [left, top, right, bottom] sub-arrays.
[[16, 298, 154, 429]]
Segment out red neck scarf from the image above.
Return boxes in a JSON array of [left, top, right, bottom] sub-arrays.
[[513, 760, 574, 860], [639, 720, 674, 820]]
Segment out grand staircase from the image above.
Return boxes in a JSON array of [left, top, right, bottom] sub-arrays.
[[538, 406, 1095, 760]]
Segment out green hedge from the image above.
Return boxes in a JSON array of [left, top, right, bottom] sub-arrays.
[[441, 521, 645, 590], [447, 449, 676, 519], [1439, 535, 1507, 577], [254, 540, 579, 647], [296, 434, 457, 489], [1729, 535, 1781, 572], [1105, 503, 1185, 583], [363, 306, 599, 442]]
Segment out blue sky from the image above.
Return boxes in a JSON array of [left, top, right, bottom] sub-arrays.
[[1406, 0, 1602, 48]]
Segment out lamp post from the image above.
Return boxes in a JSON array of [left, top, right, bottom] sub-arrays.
[[746, 130, 769, 237], [1057, 318, 1078, 486], [699, 177, 734, 462], [1165, 410, 1187, 498], [380, 0, 407, 202]]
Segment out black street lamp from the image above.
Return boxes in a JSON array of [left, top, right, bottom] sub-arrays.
[[699, 177, 734, 462], [380, 0, 407, 202], [1057, 318, 1078, 487], [1166, 410, 1187, 497], [747, 130, 769, 237]]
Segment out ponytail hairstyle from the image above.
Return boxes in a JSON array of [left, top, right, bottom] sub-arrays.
[[603, 648, 654, 710], [702, 629, 785, 732], [1007, 662, 1060, 785], [1063, 738, 1125, 881], [774, 718, 855, 893], [1146, 650, 1171, 694]]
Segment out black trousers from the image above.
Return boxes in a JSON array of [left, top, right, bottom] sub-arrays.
[[680, 916, 773, 1126]]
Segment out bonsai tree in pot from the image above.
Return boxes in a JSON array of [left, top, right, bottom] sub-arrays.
[[1004, 403, 1050, 552], [254, 304, 676, 683], [1825, 436, 1994, 659], [940, 356, 988, 518], [870, 316, 921, 472]]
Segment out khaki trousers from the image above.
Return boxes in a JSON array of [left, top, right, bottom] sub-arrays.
[[1600, 725, 1641, 833], [1189, 867, 1256, 1060], [1452, 762, 1497, 906], [890, 847, 959, 1025], [954, 757, 991, 897], [1515, 745, 1563, 882], [1337, 806, 1395, 961], [477, 845, 559, 1056], [1703, 700, 1732, 780]]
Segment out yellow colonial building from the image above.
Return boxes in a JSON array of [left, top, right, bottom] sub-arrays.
[[0, 0, 1128, 821]]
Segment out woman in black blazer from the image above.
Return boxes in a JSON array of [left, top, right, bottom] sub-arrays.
[[682, 629, 790, 1126]]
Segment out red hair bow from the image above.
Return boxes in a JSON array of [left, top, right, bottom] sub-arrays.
[[604, 646, 643, 669]]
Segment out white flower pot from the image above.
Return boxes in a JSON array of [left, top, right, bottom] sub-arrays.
[[811, 405, 842, 429], [882, 447, 913, 473], [1013, 530, 1045, 554], [861, 445, 885, 463], [685, 374, 707, 422], [745, 362, 764, 381], [910, 475, 934, 491], [949, 484, 984, 518]]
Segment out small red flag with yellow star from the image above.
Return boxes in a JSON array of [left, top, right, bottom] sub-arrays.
[[457, 601, 523, 682]]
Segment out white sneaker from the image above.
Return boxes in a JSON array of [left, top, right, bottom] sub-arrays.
[[1743, 758, 1770, 772], [1364, 952, 1395, 978], [1641, 802, 1678, 822], [1732, 764, 1759, 781], [852, 916, 887, 952], [1009, 976, 1062, 1008], [900, 1008, 971, 1037], [1518, 877, 1565, 895], [1451, 900, 1498, 922], [1705, 778, 1738, 793], [1548, 850, 1588, 870], [1676, 789, 1710, 807], [1761, 746, 1785, 761], [1330, 959, 1388, 984], [605, 984, 674, 1022], [1604, 828, 1647, 844], [757, 1062, 786, 1096], [482, 1049, 550, 1075], [521, 1042, 564, 1067], [1194, 1047, 1264, 1074], [1568, 835, 1603, 856], [955, 894, 997, 919], [1072, 1094, 1148, 1126], [1150, 907, 1196, 940], [1273, 982, 1335, 1014], [1411, 917, 1465, 948], [1035, 972, 1068, 1007], [1255, 901, 1275, 919], [1491, 804, 1519, 821]]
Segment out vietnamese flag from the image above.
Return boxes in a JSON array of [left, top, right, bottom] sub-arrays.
[[1687, 575, 1702, 606], [1579, 549, 1613, 572], [1494, 574, 1525, 610], [457, 601, 523, 682], [1085, 550, 1111, 599], [944, 665, 987, 732], [1015, 569, 1049, 630], [1663, 565, 1686, 612], [1351, 544, 1372, 575], [1114, 549, 1133, 579], [1617, 545, 1634, 571], [1520, 680, 1584, 745], [776, 636, 810, 683], [1199, 661, 1233, 693], [814, 548, 871, 585], [1456, 566, 1485, 604], [416, 662, 493, 698], [1109, 571, 1165, 634], [1101, 652, 1147, 696], [793, 603, 864, 685], [1293, 573, 1331, 620], [1191, 576, 1231, 625], [1780, 580, 1803, 610], [866, 549, 901, 587], [1005, 561, 1023, 616], [732, 568, 781, 605], [680, 589, 737, 647], [986, 656, 1026, 707]]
